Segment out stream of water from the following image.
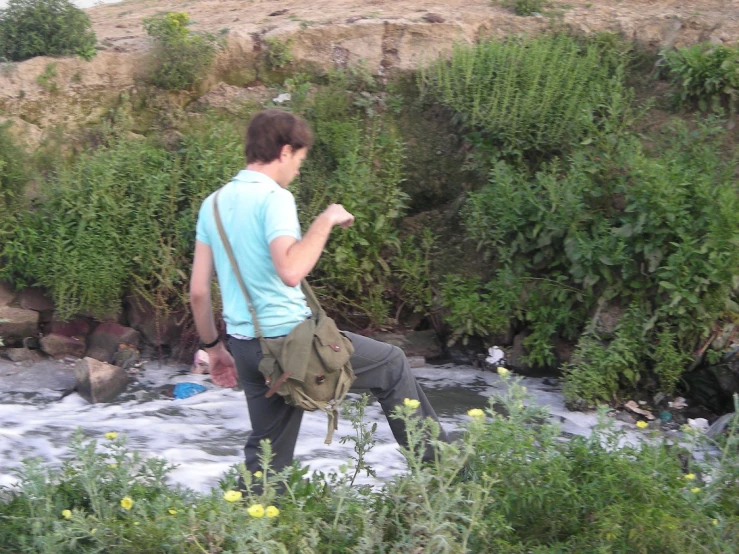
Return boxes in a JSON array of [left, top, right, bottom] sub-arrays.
[[0, 360, 644, 494]]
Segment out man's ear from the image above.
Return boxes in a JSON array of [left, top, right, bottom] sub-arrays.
[[279, 144, 293, 161]]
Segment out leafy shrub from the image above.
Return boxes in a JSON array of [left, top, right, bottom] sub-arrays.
[[0, 123, 28, 263], [440, 272, 522, 346], [143, 12, 219, 90], [1, 121, 244, 319], [501, 0, 545, 16], [0, 123, 27, 217], [36, 62, 58, 92], [293, 84, 408, 326], [0, 0, 96, 61], [661, 43, 739, 113], [419, 33, 628, 157], [453, 115, 739, 401], [264, 36, 294, 70]]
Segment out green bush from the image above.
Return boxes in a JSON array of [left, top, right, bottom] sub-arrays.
[[0, 121, 244, 319], [419, 33, 628, 157], [0, 0, 96, 61], [0, 123, 28, 216], [501, 0, 545, 16], [293, 82, 409, 326], [143, 12, 219, 91], [661, 43, 739, 113], [264, 36, 294, 70], [452, 115, 739, 401], [1, 380, 738, 552]]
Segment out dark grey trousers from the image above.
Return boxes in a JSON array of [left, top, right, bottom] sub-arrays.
[[228, 331, 448, 474]]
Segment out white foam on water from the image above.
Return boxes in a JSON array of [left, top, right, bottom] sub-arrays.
[[0, 363, 637, 493]]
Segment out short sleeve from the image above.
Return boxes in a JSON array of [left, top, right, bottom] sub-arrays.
[[195, 196, 212, 246], [264, 189, 301, 244]]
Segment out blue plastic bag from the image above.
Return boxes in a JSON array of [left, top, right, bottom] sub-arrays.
[[173, 382, 207, 400]]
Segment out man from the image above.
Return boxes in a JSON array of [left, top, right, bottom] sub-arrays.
[[190, 109, 447, 477]]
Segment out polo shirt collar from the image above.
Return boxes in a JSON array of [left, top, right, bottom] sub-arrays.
[[233, 169, 281, 191]]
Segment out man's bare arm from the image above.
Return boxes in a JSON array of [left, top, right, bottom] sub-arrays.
[[270, 204, 354, 287], [190, 240, 237, 387], [190, 240, 219, 343]]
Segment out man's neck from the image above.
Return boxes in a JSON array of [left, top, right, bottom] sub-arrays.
[[246, 163, 282, 187]]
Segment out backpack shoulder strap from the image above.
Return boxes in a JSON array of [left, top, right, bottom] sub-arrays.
[[212, 188, 263, 339]]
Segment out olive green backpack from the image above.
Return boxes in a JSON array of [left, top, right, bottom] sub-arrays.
[[214, 189, 356, 444]]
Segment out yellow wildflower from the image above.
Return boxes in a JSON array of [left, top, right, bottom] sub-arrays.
[[712, 519, 718, 526], [266, 505, 280, 518], [108, 463, 118, 469], [691, 487, 701, 493], [403, 398, 421, 409], [61, 509, 72, 520], [134, 522, 140, 526], [120, 496, 133, 510], [168, 509, 178, 515], [223, 490, 242, 503], [497, 367, 509, 377], [636, 421, 648, 429], [90, 529, 97, 535], [684, 473, 696, 480], [467, 408, 485, 419], [105, 432, 118, 440], [247, 503, 265, 518], [253, 471, 263, 478]]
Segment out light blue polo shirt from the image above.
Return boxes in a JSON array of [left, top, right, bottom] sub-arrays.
[[195, 170, 311, 338]]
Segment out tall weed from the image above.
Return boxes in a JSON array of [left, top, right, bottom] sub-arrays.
[[419, 33, 628, 158], [1, 121, 244, 319]]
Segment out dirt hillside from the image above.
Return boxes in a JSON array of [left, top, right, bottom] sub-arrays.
[[0, 0, 737, 133]]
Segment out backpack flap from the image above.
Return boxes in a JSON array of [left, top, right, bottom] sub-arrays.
[[313, 315, 354, 371]]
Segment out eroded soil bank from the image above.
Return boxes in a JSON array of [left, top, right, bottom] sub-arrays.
[[1, 0, 737, 132]]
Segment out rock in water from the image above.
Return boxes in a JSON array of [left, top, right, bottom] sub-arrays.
[[40, 333, 86, 359], [86, 322, 141, 363], [73, 357, 130, 403]]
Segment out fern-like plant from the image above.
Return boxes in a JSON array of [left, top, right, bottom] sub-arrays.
[[419, 33, 627, 157]]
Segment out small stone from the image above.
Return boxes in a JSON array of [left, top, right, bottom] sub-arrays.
[[268, 9, 289, 16], [40, 333, 86, 359], [7, 347, 36, 363], [86, 322, 141, 363], [0, 306, 39, 343], [18, 287, 55, 312], [74, 357, 130, 403], [47, 318, 92, 339], [614, 411, 635, 424], [0, 280, 15, 308], [272, 93, 291, 104], [407, 356, 426, 368], [422, 13, 445, 23]]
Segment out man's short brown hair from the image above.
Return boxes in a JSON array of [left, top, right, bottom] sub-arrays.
[[245, 109, 313, 164]]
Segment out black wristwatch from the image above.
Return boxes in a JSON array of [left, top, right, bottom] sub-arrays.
[[199, 337, 220, 349]]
